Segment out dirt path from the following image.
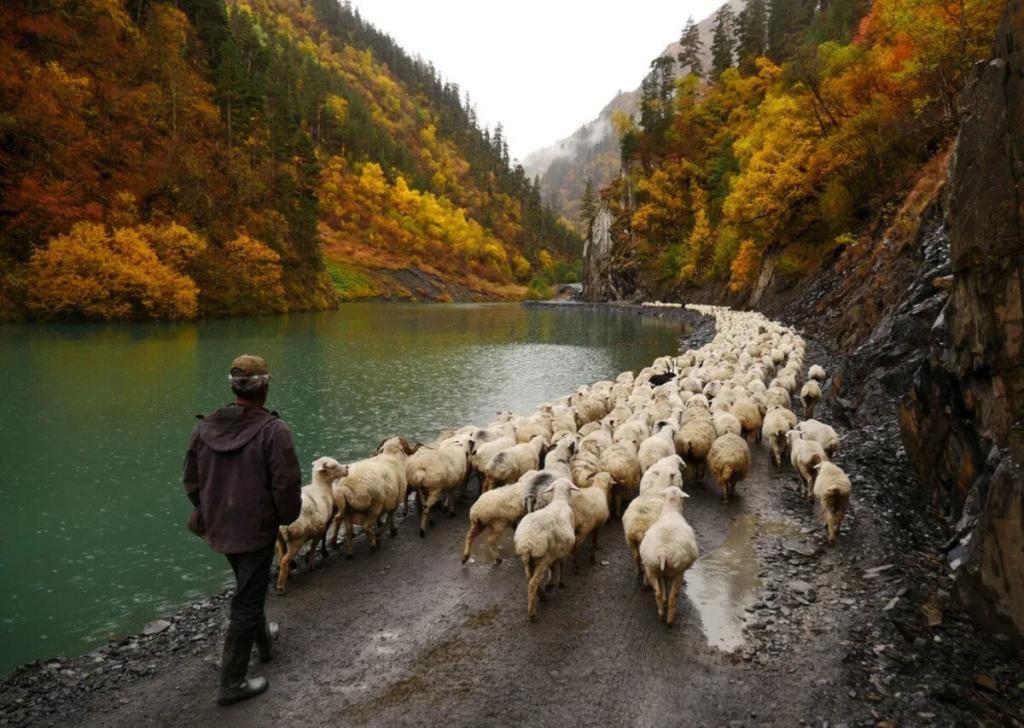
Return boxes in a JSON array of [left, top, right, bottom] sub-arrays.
[[15, 439, 870, 728]]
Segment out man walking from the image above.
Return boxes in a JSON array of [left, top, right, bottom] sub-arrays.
[[183, 355, 302, 705]]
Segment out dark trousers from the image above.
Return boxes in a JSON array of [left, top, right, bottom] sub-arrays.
[[224, 542, 275, 635]]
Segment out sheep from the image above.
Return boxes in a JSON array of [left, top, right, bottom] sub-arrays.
[[330, 437, 418, 558], [570, 448, 603, 488], [470, 435, 516, 486], [638, 421, 678, 473], [513, 478, 579, 621], [712, 411, 742, 438], [275, 457, 348, 594], [481, 435, 546, 492], [800, 380, 821, 419], [600, 437, 642, 517], [812, 462, 851, 545], [639, 487, 699, 626], [707, 433, 752, 502], [796, 419, 840, 458], [460, 470, 539, 564], [406, 433, 474, 538], [731, 397, 763, 443], [786, 430, 827, 500], [569, 472, 613, 565], [808, 364, 827, 383], [675, 418, 717, 484], [762, 405, 798, 468], [765, 386, 791, 409]]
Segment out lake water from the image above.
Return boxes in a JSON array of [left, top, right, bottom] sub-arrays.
[[0, 303, 684, 674]]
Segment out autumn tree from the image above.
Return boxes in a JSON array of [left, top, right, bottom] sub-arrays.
[[26, 223, 199, 320]]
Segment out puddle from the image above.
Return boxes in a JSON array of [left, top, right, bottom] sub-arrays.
[[685, 514, 761, 653]]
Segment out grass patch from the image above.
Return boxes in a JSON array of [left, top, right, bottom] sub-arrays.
[[325, 261, 382, 301]]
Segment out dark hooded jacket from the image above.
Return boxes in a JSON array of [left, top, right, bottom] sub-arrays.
[[183, 404, 302, 554]]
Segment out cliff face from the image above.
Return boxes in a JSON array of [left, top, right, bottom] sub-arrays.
[[902, 0, 1024, 639]]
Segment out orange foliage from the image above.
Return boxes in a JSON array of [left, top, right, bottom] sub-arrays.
[[26, 223, 199, 320], [729, 240, 762, 293]]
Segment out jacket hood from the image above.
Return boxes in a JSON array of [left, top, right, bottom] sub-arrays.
[[198, 405, 275, 452]]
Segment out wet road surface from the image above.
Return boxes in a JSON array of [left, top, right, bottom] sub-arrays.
[[65, 443, 856, 728]]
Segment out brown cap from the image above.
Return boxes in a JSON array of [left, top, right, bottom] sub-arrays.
[[230, 354, 270, 377]]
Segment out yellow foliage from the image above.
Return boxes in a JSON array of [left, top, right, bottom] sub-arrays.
[[729, 239, 762, 293], [216, 233, 288, 314], [26, 222, 199, 320]]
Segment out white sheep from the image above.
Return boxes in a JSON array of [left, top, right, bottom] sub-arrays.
[[796, 419, 840, 458], [569, 472, 613, 565], [800, 380, 821, 419], [330, 437, 418, 558], [808, 364, 827, 383], [406, 433, 474, 537], [812, 462, 851, 545], [731, 397, 764, 443], [481, 435, 546, 492], [675, 417, 717, 484], [600, 436, 642, 517], [762, 405, 798, 468], [513, 478, 579, 621], [786, 430, 827, 500], [275, 457, 348, 594], [638, 421, 678, 473], [707, 433, 751, 502], [461, 470, 537, 564], [639, 487, 699, 626], [712, 411, 742, 438]]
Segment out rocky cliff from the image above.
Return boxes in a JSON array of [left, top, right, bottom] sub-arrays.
[[901, 0, 1024, 640]]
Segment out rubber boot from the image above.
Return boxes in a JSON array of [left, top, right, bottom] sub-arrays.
[[217, 630, 268, 706], [253, 620, 278, 663]]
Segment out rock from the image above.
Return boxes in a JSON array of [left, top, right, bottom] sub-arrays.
[[788, 579, 813, 596], [882, 598, 899, 612], [142, 620, 171, 636]]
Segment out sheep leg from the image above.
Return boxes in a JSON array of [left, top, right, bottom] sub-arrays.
[[344, 516, 356, 559], [556, 559, 566, 588], [628, 540, 644, 586], [306, 538, 316, 571], [666, 575, 683, 627], [365, 513, 381, 553], [461, 521, 482, 564], [646, 566, 665, 621], [386, 509, 398, 537], [486, 523, 506, 564], [331, 514, 343, 548], [276, 541, 302, 595], [613, 490, 623, 519], [420, 490, 442, 538], [590, 529, 600, 564], [447, 491, 458, 517], [527, 558, 553, 621]]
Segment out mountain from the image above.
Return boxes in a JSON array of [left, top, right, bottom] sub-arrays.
[[0, 0, 580, 320], [522, 0, 742, 224]]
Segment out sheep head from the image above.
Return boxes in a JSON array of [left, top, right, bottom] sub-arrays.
[[312, 456, 347, 483]]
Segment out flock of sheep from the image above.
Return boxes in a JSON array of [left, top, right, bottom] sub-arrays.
[[274, 306, 851, 626]]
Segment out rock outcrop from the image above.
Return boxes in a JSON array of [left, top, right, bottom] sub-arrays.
[[902, 0, 1024, 640]]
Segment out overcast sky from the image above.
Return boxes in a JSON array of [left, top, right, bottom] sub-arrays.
[[353, 0, 724, 162]]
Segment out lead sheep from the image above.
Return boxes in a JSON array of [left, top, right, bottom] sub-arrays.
[[812, 462, 851, 545], [639, 487, 699, 626], [275, 457, 348, 594], [800, 380, 821, 419]]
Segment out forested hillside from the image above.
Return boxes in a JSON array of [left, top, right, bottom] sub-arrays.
[[0, 0, 579, 320], [588, 0, 1001, 303]]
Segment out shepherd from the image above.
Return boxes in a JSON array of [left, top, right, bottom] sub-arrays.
[[183, 354, 302, 705]]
